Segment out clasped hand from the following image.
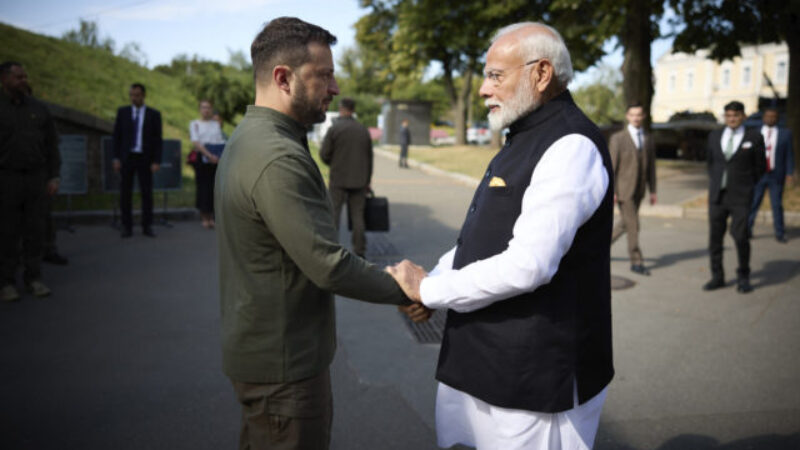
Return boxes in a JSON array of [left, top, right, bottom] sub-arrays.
[[385, 259, 432, 323]]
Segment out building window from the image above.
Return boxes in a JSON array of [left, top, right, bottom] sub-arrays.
[[776, 60, 787, 83], [742, 65, 751, 86], [669, 72, 677, 92], [722, 68, 731, 88], [686, 71, 694, 91]]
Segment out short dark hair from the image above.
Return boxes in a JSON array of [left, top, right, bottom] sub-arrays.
[[0, 61, 22, 77], [627, 102, 643, 111], [724, 101, 745, 112], [339, 97, 355, 112], [763, 106, 779, 114], [130, 83, 146, 94], [250, 17, 337, 84]]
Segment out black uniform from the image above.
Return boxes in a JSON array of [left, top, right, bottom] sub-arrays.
[[0, 91, 60, 286]]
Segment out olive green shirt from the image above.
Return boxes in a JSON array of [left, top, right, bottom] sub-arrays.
[[0, 91, 60, 179], [216, 106, 408, 383]]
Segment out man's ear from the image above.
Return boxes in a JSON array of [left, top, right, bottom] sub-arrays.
[[273, 65, 292, 94], [532, 60, 554, 94]]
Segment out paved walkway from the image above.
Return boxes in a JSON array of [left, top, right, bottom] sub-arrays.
[[1, 152, 798, 449]]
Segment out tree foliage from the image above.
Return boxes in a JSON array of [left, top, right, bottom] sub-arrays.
[[61, 19, 115, 53], [572, 64, 625, 126]]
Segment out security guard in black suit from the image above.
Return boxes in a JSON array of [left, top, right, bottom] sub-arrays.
[[0, 61, 60, 301], [704, 101, 765, 293]]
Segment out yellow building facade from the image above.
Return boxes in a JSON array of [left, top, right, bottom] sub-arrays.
[[652, 42, 789, 122]]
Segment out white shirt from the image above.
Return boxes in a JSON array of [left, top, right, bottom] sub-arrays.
[[627, 124, 644, 149], [131, 105, 146, 153], [720, 125, 745, 158], [761, 125, 778, 170], [419, 134, 610, 449], [190, 119, 225, 162]]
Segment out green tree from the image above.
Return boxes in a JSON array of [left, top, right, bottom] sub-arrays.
[[118, 42, 148, 67], [550, 0, 665, 129], [669, 0, 800, 174], [572, 64, 626, 126], [356, 0, 548, 145], [61, 19, 115, 53]]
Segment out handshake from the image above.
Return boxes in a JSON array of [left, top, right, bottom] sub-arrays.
[[385, 260, 433, 323]]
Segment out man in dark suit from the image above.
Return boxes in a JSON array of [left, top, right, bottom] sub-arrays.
[[704, 101, 765, 293], [609, 103, 657, 275], [748, 107, 794, 243], [112, 83, 162, 238], [320, 97, 372, 257]]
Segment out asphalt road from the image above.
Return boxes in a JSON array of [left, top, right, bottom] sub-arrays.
[[1, 152, 798, 449]]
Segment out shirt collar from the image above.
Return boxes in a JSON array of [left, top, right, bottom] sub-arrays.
[[245, 105, 309, 144], [627, 124, 642, 135]]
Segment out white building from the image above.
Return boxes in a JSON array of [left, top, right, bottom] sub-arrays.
[[652, 42, 789, 122]]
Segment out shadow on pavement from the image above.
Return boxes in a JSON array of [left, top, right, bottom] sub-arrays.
[[641, 247, 709, 271], [751, 259, 800, 289], [654, 432, 800, 450]]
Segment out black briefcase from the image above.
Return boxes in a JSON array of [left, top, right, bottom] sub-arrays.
[[348, 191, 390, 232]]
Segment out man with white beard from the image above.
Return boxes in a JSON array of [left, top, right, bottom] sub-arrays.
[[386, 22, 614, 449]]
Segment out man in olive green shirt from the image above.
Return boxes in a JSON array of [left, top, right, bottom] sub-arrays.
[[215, 18, 427, 450], [1, 61, 60, 302]]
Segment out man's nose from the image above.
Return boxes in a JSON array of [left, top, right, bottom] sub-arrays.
[[329, 76, 340, 95], [478, 78, 492, 99]]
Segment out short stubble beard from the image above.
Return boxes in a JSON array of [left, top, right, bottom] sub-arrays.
[[291, 78, 329, 126]]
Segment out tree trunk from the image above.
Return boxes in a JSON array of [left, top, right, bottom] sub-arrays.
[[620, 0, 653, 129], [786, 9, 800, 176]]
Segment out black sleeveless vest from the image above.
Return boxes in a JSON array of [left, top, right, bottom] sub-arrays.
[[435, 91, 614, 413]]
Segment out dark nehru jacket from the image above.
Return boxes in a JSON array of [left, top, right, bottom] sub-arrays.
[[435, 91, 615, 413]]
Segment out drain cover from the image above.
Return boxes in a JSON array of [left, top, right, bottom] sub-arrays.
[[611, 275, 636, 290], [401, 309, 446, 344]]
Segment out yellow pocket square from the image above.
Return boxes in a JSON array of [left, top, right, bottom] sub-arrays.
[[488, 176, 507, 187]]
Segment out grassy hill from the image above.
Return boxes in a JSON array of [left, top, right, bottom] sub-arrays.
[[0, 22, 198, 142]]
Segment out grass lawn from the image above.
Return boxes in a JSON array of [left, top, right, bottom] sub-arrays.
[[381, 144, 501, 179]]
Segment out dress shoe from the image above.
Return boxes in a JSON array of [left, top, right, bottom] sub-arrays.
[[143, 228, 157, 237], [737, 278, 753, 293], [121, 229, 133, 238], [1, 285, 20, 302], [631, 264, 651, 276], [26, 280, 51, 297], [703, 278, 725, 291], [43, 252, 69, 265], [776, 236, 788, 243]]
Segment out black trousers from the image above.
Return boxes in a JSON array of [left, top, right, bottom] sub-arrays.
[[193, 162, 217, 215], [120, 154, 154, 231], [708, 190, 750, 281], [329, 186, 367, 256], [0, 169, 47, 285]]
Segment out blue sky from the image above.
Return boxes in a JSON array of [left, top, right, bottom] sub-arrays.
[[1, 0, 675, 88]]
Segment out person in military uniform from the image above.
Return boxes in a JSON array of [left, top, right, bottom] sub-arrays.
[[0, 61, 60, 302]]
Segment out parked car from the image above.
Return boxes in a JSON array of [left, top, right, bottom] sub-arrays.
[[467, 122, 492, 145]]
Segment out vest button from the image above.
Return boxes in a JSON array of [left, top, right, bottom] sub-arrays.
[[457, 238, 462, 245], [485, 169, 491, 178], [469, 205, 476, 213]]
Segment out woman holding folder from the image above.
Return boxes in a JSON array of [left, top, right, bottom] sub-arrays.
[[189, 99, 226, 229]]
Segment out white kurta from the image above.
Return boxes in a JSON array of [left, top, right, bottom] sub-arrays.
[[419, 134, 611, 449]]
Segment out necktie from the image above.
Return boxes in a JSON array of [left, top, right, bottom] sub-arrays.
[[765, 128, 773, 172], [133, 107, 141, 150], [722, 132, 734, 189], [637, 130, 643, 150]]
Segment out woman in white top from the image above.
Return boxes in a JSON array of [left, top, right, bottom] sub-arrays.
[[189, 99, 226, 228]]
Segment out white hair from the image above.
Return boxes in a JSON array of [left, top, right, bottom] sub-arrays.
[[492, 22, 574, 88]]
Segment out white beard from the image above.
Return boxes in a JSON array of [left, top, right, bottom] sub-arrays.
[[486, 76, 539, 131]]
